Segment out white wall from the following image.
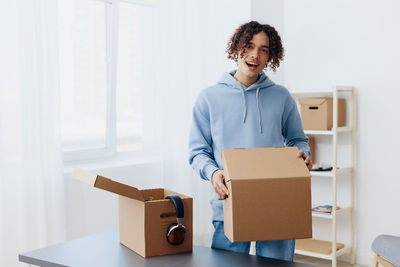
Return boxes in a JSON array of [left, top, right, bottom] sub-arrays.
[[251, 0, 285, 85], [252, 0, 400, 265]]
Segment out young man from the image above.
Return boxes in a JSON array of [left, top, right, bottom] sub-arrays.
[[188, 21, 312, 261]]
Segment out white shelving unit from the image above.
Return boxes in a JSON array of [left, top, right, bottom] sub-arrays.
[[291, 86, 356, 267]]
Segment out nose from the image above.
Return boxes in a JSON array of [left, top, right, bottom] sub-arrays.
[[249, 49, 259, 59]]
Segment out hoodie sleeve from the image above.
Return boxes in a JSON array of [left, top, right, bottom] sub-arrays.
[[188, 93, 219, 181], [282, 95, 311, 157]]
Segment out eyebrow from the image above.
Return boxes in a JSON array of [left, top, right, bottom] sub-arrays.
[[248, 42, 269, 48]]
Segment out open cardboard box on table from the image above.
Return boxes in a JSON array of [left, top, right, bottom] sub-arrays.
[[222, 147, 312, 243], [72, 168, 192, 258]]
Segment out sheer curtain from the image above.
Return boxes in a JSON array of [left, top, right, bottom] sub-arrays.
[[0, 1, 66, 266], [0, 0, 252, 264]]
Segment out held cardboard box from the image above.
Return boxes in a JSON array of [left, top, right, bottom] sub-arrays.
[[72, 168, 193, 258], [299, 98, 346, 130], [221, 147, 312, 243]]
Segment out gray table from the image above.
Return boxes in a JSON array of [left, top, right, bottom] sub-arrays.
[[19, 231, 315, 267]]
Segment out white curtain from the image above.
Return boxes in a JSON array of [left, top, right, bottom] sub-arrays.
[[0, 0, 253, 264], [158, 0, 251, 245], [0, 1, 66, 266]]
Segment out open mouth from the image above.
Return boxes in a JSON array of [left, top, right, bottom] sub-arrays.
[[246, 62, 259, 69]]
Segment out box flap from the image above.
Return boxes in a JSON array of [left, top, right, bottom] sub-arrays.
[[222, 147, 310, 181], [299, 98, 327, 106], [72, 168, 145, 202], [72, 168, 98, 186]]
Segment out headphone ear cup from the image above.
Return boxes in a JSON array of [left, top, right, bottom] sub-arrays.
[[166, 222, 186, 245], [166, 222, 177, 244], [166, 222, 177, 236]]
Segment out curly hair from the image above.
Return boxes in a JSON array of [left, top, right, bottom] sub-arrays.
[[226, 21, 284, 72]]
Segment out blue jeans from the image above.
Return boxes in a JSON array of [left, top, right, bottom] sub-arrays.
[[211, 221, 295, 261]]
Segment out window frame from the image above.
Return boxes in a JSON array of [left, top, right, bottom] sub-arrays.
[[62, 0, 160, 163]]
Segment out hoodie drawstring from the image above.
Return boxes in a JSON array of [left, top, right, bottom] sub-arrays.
[[241, 87, 247, 123], [241, 87, 263, 134], [218, 71, 271, 134], [256, 87, 263, 134]]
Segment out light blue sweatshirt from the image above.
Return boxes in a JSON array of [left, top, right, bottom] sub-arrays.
[[188, 70, 310, 222]]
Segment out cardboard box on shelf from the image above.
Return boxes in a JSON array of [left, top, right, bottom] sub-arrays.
[[299, 98, 346, 130], [308, 136, 315, 164], [72, 169, 192, 258], [221, 147, 312, 243]]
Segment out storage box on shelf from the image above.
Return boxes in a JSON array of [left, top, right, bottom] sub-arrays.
[[308, 136, 314, 164], [290, 86, 356, 267], [299, 98, 346, 130]]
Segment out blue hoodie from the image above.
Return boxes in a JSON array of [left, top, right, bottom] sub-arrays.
[[188, 70, 310, 222]]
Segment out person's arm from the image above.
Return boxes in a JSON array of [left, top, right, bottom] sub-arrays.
[[282, 95, 313, 170], [188, 94, 229, 199], [188, 94, 219, 181]]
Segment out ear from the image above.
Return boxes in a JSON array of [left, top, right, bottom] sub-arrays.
[[234, 48, 240, 57]]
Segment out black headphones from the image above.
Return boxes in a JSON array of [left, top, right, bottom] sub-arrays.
[[165, 195, 186, 245]]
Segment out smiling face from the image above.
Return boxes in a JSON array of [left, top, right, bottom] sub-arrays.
[[235, 31, 270, 86]]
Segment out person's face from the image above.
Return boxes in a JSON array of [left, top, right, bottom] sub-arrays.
[[236, 31, 270, 78]]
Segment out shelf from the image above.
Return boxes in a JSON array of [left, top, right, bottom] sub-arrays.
[[295, 238, 351, 260], [304, 127, 353, 135], [291, 85, 355, 266], [295, 248, 333, 260], [310, 167, 353, 177], [290, 91, 333, 99], [295, 246, 352, 260], [290, 88, 354, 100], [312, 207, 352, 219], [335, 86, 354, 92], [335, 246, 353, 257]]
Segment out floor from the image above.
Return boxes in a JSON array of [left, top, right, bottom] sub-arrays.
[[294, 255, 367, 267]]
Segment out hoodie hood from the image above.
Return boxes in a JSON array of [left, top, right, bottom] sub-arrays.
[[217, 69, 275, 90], [217, 70, 276, 133]]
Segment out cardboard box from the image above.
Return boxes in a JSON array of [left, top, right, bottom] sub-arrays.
[[221, 147, 312, 242], [72, 169, 192, 258], [308, 136, 315, 164], [299, 98, 346, 130]]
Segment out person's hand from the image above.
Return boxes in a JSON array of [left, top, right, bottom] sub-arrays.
[[211, 169, 229, 200], [297, 150, 312, 171]]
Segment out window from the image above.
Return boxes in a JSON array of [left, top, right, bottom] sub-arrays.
[[58, 0, 160, 161]]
